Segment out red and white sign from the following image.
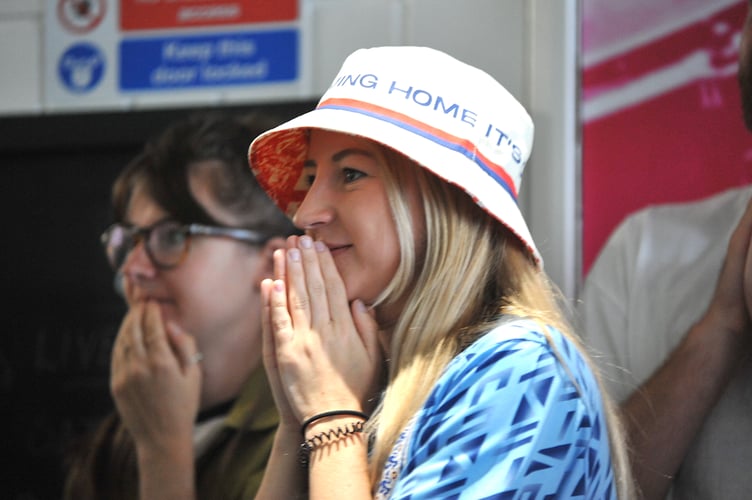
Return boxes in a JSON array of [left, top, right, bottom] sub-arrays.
[[120, 0, 297, 31], [58, 0, 107, 34]]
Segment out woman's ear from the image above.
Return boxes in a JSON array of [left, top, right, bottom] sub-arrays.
[[254, 236, 287, 283]]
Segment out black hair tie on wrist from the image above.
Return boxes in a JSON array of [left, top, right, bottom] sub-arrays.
[[300, 409, 369, 437], [298, 419, 367, 467]]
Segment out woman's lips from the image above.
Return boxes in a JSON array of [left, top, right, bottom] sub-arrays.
[[130, 294, 174, 305], [327, 243, 352, 257]]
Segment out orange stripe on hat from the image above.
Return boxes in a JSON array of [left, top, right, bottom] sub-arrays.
[[318, 97, 519, 201]]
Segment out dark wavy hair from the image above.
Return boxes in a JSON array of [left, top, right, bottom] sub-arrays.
[[63, 112, 298, 500], [112, 112, 297, 236]]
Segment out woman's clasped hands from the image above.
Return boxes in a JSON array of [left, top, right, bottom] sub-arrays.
[[260, 235, 383, 427]]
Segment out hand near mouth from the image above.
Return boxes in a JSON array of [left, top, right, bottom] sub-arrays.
[[109, 300, 203, 497], [260, 234, 383, 427]]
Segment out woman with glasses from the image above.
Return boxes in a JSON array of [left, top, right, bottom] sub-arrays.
[[63, 113, 298, 500]]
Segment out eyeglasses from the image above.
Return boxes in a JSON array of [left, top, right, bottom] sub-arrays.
[[100, 219, 269, 270]]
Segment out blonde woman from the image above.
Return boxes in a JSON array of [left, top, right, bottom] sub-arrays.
[[249, 46, 633, 499]]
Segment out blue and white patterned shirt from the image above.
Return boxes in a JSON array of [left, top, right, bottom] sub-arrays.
[[375, 318, 616, 499]]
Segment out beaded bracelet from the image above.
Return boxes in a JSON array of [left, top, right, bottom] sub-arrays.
[[298, 419, 366, 467], [300, 409, 369, 437]]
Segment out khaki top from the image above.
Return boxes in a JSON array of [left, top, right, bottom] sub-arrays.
[[63, 365, 278, 500], [195, 365, 279, 499]]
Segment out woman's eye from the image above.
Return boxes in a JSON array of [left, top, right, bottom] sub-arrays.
[[343, 168, 366, 183], [305, 174, 316, 187], [162, 228, 187, 247]]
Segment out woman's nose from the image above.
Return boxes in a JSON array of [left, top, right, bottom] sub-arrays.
[[120, 239, 157, 279], [292, 183, 335, 230]]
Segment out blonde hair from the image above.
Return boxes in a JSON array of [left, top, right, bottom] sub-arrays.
[[367, 148, 634, 498]]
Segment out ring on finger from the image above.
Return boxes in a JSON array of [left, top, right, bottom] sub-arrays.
[[189, 352, 204, 365]]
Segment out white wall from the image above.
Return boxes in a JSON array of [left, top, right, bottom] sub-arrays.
[[523, 0, 580, 298], [0, 0, 579, 297], [0, 1, 42, 113]]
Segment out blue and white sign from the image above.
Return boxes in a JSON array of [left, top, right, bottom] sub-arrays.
[[120, 29, 297, 91], [58, 42, 106, 93], [44, 0, 308, 112]]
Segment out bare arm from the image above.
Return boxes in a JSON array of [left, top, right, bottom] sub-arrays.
[[305, 415, 371, 498], [135, 437, 196, 500], [622, 316, 748, 499], [620, 198, 752, 500], [254, 424, 308, 499], [111, 303, 202, 500], [255, 417, 371, 499]]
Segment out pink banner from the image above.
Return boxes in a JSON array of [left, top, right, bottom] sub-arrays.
[[582, 0, 752, 275]]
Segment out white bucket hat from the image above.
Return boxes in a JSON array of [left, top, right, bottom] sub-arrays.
[[249, 46, 540, 265]]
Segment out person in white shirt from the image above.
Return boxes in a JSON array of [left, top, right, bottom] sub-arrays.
[[578, 1, 752, 497]]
